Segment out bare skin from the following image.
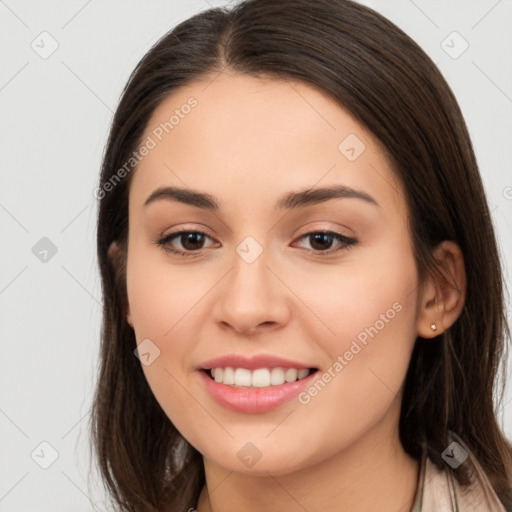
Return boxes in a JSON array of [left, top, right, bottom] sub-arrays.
[[114, 71, 466, 512]]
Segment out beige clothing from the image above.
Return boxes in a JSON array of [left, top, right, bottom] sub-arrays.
[[411, 431, 507, 511]]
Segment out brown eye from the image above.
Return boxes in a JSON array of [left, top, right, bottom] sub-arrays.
[[296, 231, 357, 254], [157, 230, 216, 255], [178, 232, 207, 251]]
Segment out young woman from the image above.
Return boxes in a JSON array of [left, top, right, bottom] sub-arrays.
[[90, 0, 512, 510]]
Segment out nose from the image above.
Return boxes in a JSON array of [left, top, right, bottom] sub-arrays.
[[211, 242, 290, 336]]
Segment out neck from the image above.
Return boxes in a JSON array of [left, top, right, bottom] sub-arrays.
[[196, 408, 420, 512]]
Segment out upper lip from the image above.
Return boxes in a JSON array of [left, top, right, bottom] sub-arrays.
[[198, 354, 315, 371]]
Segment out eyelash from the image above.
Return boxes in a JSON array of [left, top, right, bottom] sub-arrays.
[[156, 229, 357, 257]]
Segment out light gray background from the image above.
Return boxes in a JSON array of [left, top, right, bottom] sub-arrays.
[[1, 0, 511, 510]]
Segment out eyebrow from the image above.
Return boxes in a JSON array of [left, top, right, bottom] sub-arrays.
[[144, 184, 380, 211]]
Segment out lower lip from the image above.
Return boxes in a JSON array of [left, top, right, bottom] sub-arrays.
[[198, 370, 317, 413]]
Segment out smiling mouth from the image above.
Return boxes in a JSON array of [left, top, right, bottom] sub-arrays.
[[203, 367, 318, 388]]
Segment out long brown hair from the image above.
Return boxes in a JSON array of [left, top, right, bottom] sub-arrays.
[[90, 0, 512, 510]]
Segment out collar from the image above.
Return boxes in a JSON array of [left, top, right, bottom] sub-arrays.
[[411, 431, 506, 511]]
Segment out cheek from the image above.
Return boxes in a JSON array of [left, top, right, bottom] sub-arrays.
[[300, 238, 418, 357], [126, 242, 212, 340], [125, 244, 209, 430], [294, 242, 419, 419], [261, 262, 419, 471], [126, 252, 201, 366]]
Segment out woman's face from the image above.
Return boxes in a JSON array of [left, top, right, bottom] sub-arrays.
[[124, 72, 422, 475]]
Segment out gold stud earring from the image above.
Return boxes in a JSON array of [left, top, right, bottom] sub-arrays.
[[431, 323, 437, 332]]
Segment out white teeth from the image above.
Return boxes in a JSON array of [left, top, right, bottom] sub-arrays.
[[252, 368, 271, 387], [297, 368, 309, 379], [284, 368, 298, 383], [270, 367, 285, 385], [234, 368, 252, 387], [223, 366, 235, 385], [213, 368, 223, 382], [208, 367, 312, 387]]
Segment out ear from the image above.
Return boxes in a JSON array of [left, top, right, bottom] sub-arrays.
[[416, 240, 466, 339], [107, 240, 133, 328]]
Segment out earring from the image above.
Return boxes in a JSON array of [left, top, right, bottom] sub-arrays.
[[430, 323, 437, 332]]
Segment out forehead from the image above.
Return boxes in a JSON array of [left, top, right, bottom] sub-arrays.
[[130, 72, 404, 217]]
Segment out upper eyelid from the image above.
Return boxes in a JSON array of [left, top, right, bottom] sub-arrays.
[[160, 229, 355, 251], [161, 221, 354, 238], [161, 227, 352, 240]]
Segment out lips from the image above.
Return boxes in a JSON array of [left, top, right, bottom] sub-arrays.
[[197, 354, 319, 413], [198, 354, 314, 371]]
